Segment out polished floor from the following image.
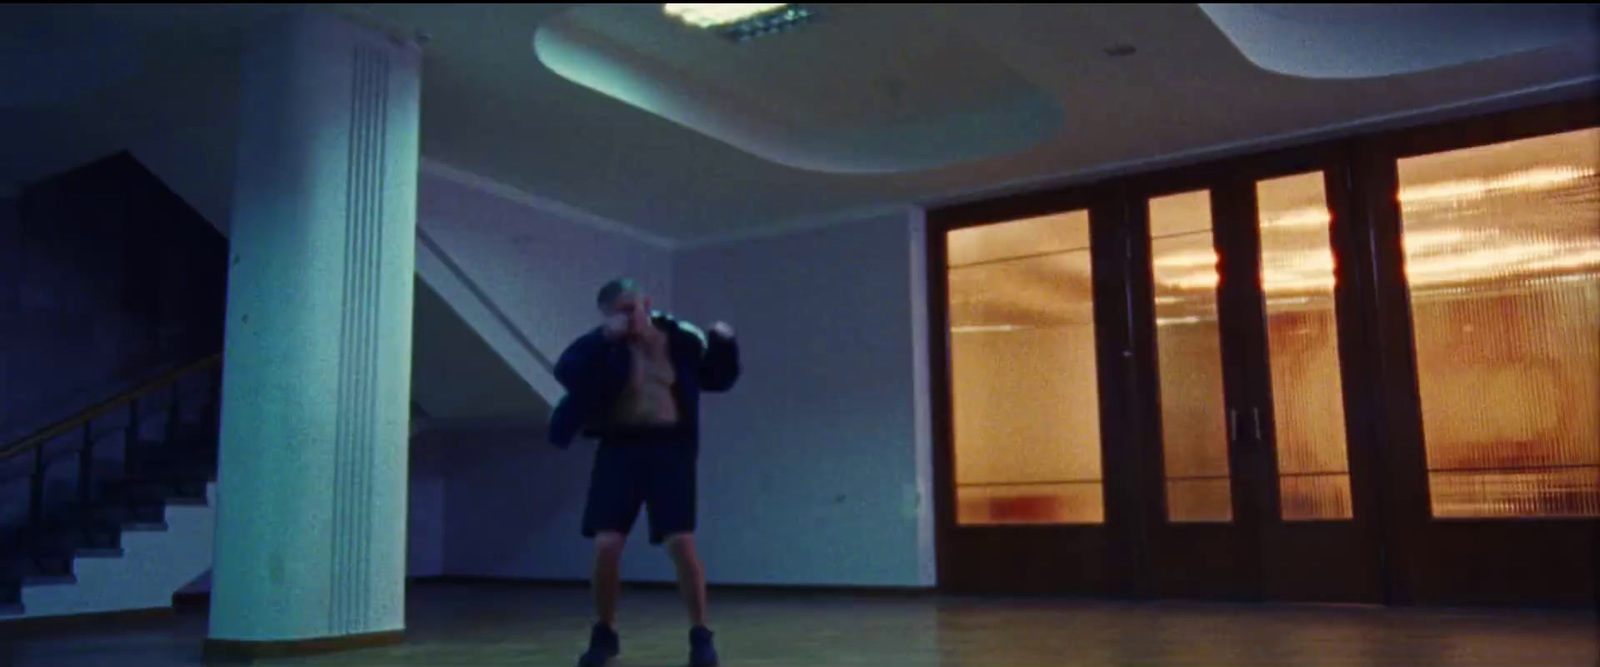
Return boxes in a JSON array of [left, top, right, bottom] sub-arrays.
[[3, 583, 1596, 666]]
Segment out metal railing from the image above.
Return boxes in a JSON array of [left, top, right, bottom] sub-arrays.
[[0, 353, 222, 533]]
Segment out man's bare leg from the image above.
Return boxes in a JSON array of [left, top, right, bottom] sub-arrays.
[[665, 533, 708, 627], [593, 531, 627, 626], [579, 531, 628, 667]]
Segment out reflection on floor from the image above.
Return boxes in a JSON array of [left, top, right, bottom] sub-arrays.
[[4, 583, 1596, 666]]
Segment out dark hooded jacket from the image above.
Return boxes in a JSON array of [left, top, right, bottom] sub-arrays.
[[547, 312, 740, 449]]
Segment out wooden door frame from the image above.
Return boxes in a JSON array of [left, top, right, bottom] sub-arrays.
[[927, 184, 1135, 596], [1351, 97, 1600, 607], [925, 95, 1600, 605], [1113, 144, 1386, 603]]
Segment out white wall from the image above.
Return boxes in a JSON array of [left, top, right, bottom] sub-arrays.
[[441, 208, 936, 588], [122, 128, 937, 589], [672, 210, 935, 587], [427, 169, 680, 580], [407, 443, 447, 578], [416, 164, 674, 366]]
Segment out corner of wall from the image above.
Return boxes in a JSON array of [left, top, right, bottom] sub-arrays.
[[436, 458, 451, 577], [126, 123, 239, 233], [905, 206, 937, 587], [419, 157, 677, 251]]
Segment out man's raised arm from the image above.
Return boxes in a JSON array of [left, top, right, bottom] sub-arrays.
[[698, 322, 740, 393]]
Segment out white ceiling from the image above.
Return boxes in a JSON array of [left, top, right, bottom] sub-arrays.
[[535, 4, 1065, 174], [2, 3, 1597, 245]]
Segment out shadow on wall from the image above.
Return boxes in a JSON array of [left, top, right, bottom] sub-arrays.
[[440, 433, 595, 578], [0, 153, 227, 538], [1, 153, 227, 444]]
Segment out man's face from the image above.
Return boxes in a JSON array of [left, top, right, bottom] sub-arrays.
[[605, 291, 650, 327]]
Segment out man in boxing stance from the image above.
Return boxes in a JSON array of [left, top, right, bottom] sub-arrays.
[[548, 278, 740, 667]]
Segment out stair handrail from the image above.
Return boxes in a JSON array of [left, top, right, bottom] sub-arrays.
[[0, 352, 223, 462], [417, 227, 555, 374]]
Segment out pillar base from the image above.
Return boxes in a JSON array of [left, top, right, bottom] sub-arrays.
[[202, 630, 404, 663]]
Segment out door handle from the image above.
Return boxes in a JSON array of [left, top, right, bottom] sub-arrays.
[[1251, 407, 1264, 441], [1228, 408, 1238, 443]]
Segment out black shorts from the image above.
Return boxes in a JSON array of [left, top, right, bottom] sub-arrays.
[[581, 427, 697, 545]]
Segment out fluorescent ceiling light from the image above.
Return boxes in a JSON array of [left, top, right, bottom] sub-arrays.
[[664, 4, 788, 28], [663, 4, 816, 42], [951, 325, 1027, 334]]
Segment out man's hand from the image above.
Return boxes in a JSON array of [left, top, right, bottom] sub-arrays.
[[710, 321, 735, 339]]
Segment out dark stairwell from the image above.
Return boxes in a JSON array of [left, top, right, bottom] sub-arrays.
[[0, 152, 227, 614]]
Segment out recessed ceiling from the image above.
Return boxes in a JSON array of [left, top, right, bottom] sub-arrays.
[[533, 4, 1062, 174], [1200, 3, 1600, 79], [2, 4, 1598, 245]]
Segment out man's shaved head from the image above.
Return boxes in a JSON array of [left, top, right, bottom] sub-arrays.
[[597, 278, 642, 314]]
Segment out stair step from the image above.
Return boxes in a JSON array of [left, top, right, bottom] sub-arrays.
[[61, 501, 168, 525], [58, 503, 166, 532], [2, 424, 214, 595], [128, 470, 212, 482], [125, 458, 214, 477], [124, 464, 217, 484], [133, 504, 167, 522], [122, 522, 169, 532], [103, 478, 185, 497], [128, 441, 214, 459], [103, 486, 206, 505], [97, 475, 208, 504], [60, 504, 131, 525], [128, 445, 214, 460], [0, 603, 22, 616], [22, 574, 76, 587], [16, 528, 120, 556], [9, 554, 73, 578]]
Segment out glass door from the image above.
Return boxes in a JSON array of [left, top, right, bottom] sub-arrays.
[[928, 100, 1596, 607], [1135, 185, 1260, 600], [1131, 164, 1383, 603], [1373, 126, 1599, 606], [1249, 171, 1383, 603], [931, 197, 1128, 596]]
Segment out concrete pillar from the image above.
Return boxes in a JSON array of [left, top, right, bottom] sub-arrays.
[[206, 9, 420, 657]]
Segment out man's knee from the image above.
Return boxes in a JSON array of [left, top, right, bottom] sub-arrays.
[[595, 531, 628, 561], [665, 533, 699, 564]]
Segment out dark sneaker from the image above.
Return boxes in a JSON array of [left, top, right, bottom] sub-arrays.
[[689, 625, 719, 667], [577, 623, 620, 667]]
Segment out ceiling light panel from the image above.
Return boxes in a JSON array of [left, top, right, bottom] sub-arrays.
[[663, 4, 816, 42]]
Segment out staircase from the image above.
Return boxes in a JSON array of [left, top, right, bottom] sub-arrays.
[[0, 149, 234, 619], [0, 146, 561, 619], [0, 354, 222, 618]]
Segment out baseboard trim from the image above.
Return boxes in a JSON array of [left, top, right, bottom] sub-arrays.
[[202, 629, 405, 663], [167, 575, 486, 611], [0, 605, 175, 631], [412, 575, 938, 597], [171, 576, 452, 611]]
